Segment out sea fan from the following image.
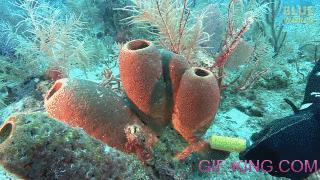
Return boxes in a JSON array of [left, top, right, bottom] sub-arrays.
[[13, 0, 89, 74], [0, 22, 17, 58], [118, 0, 210, 62]]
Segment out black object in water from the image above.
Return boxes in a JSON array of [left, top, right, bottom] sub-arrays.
[[240, 61, 320, 179]]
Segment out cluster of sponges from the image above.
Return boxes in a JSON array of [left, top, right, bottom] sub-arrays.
[[0, 112, 149, 179], [42, 39, 220, 163], [0, 39, 221, 178], [120, 39, 220, 144]]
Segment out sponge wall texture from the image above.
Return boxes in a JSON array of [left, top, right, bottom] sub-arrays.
[[172, 67, 220, 143], [120, 39, 170, 130], [44, 78, 157, 152]]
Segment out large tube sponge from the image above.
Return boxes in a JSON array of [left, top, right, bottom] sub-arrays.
[[0, 112, 150, 179], [172, 67, 220, 143], [44, 78, 157, 153], [120, 39, 170, 131]]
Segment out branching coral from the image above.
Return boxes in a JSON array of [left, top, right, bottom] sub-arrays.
[[120, 0, 268, 91], [65, 0, 105, 30], [210, 0, 268, 89], [256, 0, 287, 57], [224, 38, 272, 91], [118, 0, 209, 63], [101, 68, 123, 96], [13, 0, 89, 76]]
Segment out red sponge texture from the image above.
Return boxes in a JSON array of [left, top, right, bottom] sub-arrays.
[[44, 78, 155, 152], [120, 39, 171, 131], [120, 40, 163, 114], [172, 67, 220, 143]]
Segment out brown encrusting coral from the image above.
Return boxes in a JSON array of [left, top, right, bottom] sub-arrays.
[[0, 112, 150, 179]]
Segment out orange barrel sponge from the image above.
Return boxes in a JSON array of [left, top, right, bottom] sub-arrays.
[[172, 67, 220, 143], [44, 78, 157, 153], [120, 39, 169, 131]]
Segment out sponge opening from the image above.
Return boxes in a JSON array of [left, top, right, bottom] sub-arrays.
[[0, 122, 13, 144], [127, 40, 150, 50], [46, 81, 63, 100], [195, 68, 209, 77]]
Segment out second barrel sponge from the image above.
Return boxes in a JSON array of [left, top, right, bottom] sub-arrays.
[[172, 67, 220, 143], [44, 78, 157, 153]]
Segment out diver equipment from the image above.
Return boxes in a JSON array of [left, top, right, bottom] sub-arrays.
[[240, 60, 320, 179], [208, 135, 248, 153]]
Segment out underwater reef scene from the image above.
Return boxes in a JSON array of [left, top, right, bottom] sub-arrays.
[[0, 0, 320, 179]]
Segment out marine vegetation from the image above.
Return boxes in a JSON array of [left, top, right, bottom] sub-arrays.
[[256, 0, 287, 57], [14, 0, 89, 78], [118, 0, 210, 62], [0, 56, 23, 107], [119, 0, 269, 91]]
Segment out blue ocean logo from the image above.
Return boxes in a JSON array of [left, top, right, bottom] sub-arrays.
[[282, 0, 317, 24]]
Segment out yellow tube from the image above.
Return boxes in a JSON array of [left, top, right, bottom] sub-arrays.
[[209, 135, 247, 153]]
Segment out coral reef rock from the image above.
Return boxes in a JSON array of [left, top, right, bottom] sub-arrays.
[[0, 112, 150, 179]]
